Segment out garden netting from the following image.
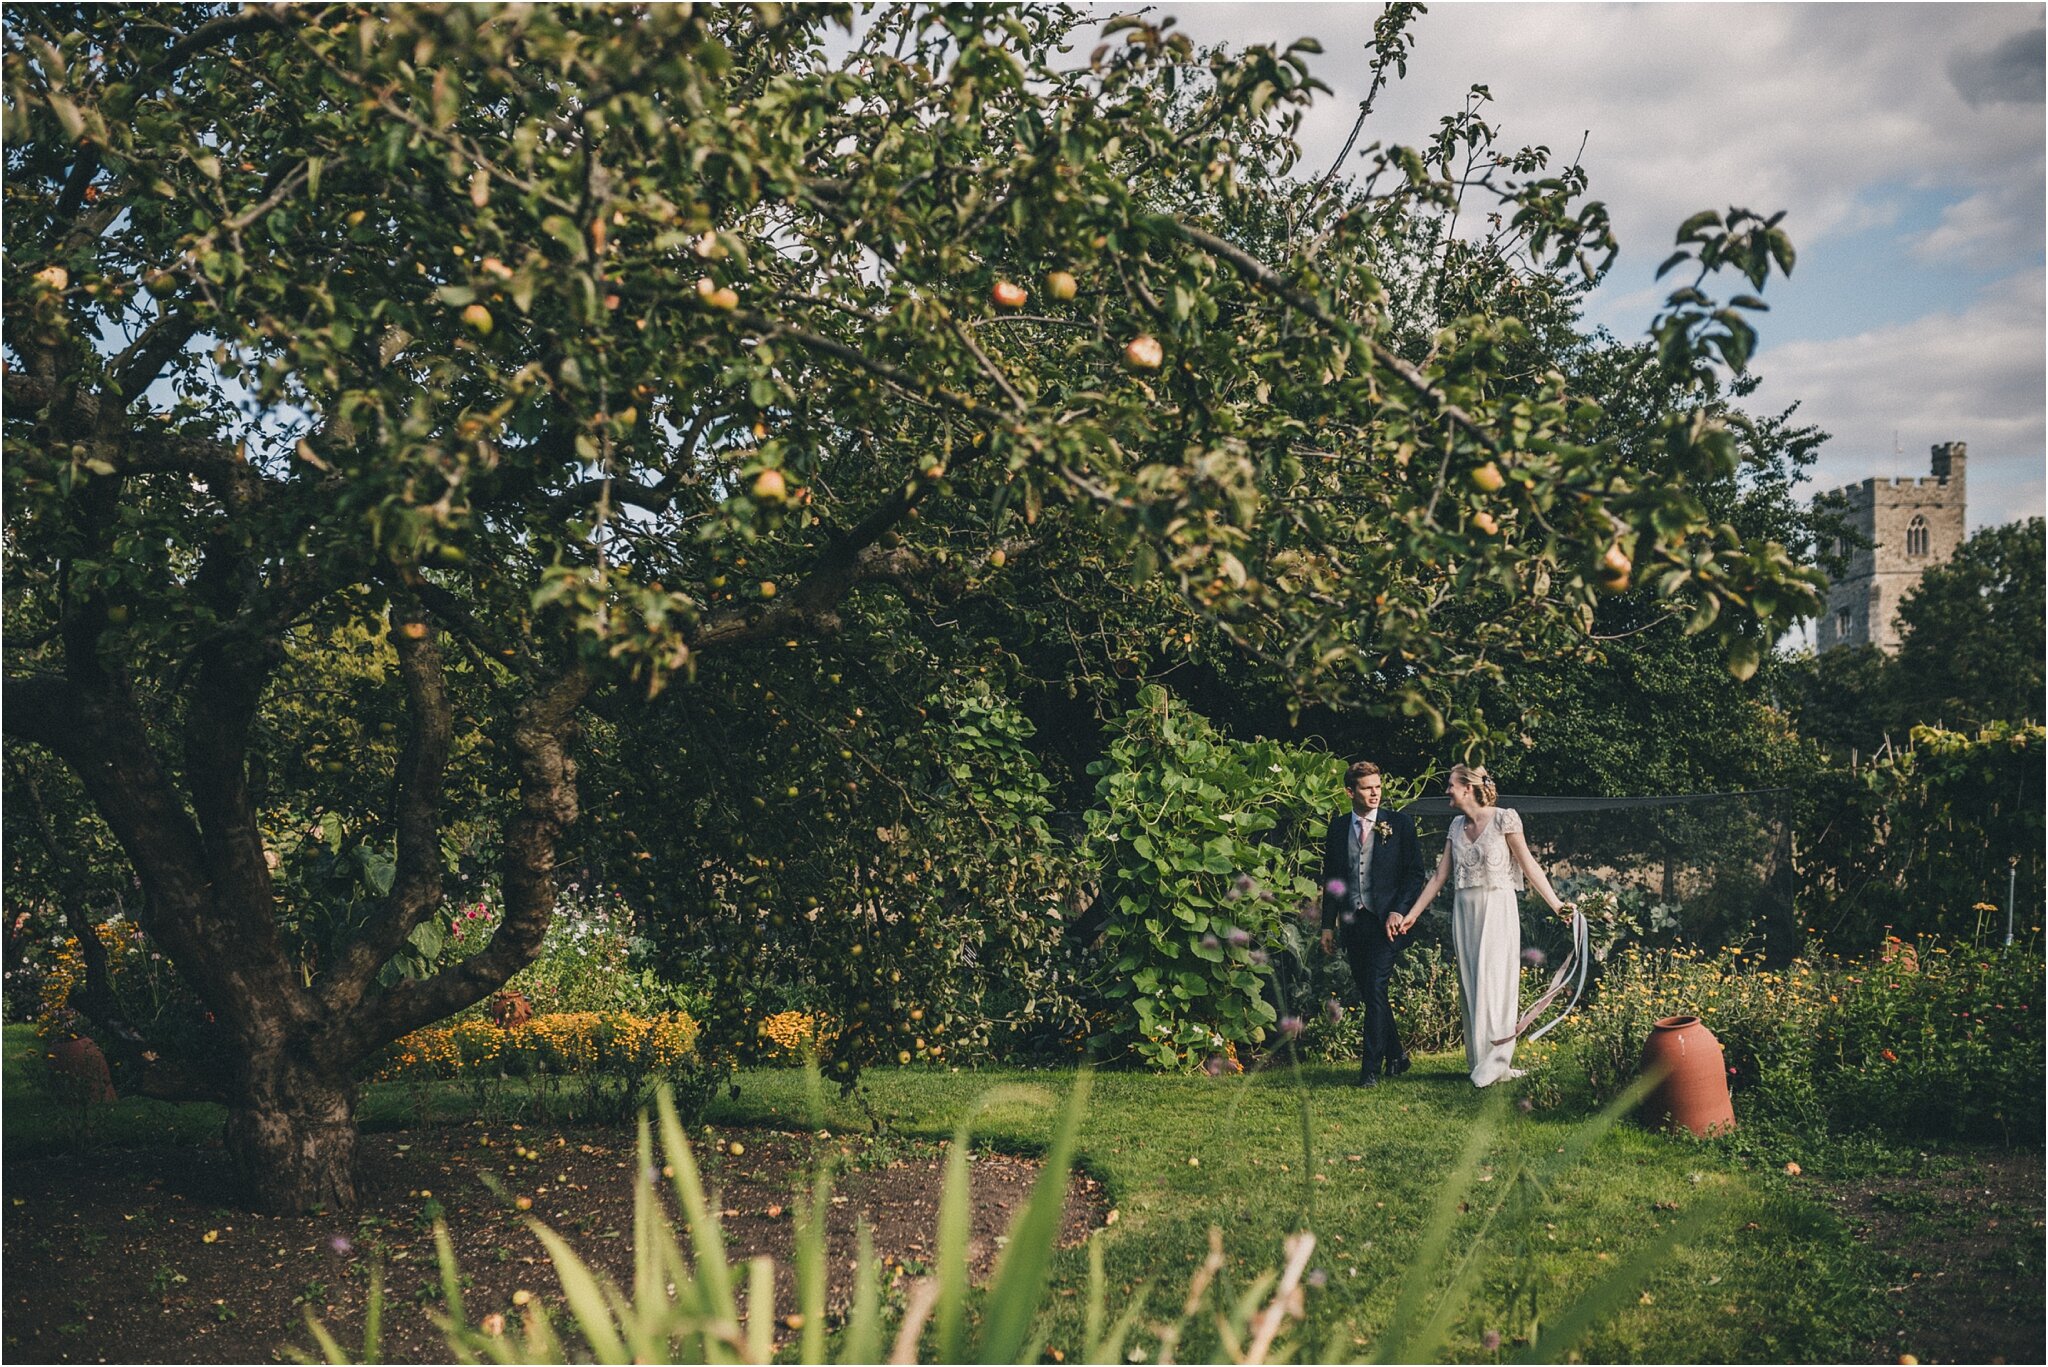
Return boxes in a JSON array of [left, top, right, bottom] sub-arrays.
[[1400, 789, 1799, 959]]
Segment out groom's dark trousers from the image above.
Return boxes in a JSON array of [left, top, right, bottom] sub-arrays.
[[1320, 806, 1427, 1076]]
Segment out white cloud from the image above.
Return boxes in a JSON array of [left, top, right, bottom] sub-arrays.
[[1910, 184, 2041, 270], [1159, 3, 2045, 266], [1749, 269, 2046, 530]]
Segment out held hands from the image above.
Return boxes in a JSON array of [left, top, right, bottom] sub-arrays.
[[1385, 911, 1418, 940]]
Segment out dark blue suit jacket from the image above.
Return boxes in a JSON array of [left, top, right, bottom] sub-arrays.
[[1319, 807, 1426, 947]]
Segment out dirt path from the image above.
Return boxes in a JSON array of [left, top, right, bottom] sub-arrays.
[[1, 1121, 1107, 1363]]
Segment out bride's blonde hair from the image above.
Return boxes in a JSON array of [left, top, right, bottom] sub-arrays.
[[1450, 762, 1497, 807]]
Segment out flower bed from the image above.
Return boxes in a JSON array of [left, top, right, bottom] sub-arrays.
[[373, 1010, 699, 1082], [754, 1009, 833, 1063], [1521, 936, 2043, 1144]]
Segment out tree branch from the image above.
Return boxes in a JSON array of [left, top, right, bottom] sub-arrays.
[[336, 666, 592, 1057], [317, 609, 453, 1010], [1174, 222, 1501, 454]]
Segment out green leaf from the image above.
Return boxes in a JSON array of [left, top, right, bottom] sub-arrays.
[[1674, 209, 1720, 242], [541, 215, 587, 258], [840, 1224, 882, 1365], [976, 1071, 1090, 1362], [529, 1221, 629, 1363], [935, 1118, 973, 1361]]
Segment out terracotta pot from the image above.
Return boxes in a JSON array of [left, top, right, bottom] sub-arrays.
[[490, 990, 534, 1030], [47, 1036, 117, 1104], [1639, 1015, 1735, 1137]]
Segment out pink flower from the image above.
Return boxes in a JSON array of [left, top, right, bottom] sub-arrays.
[[1325, 879, 1348, 898]]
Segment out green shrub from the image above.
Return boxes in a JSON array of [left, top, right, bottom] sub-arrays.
[[1080, 688, 1396, 1068], [1797, 722, 2044, 944], [1817, 939, 2043, 1144]]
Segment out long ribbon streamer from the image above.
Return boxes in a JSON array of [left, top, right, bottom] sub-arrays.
[[1494, 907, 1589, 1045]]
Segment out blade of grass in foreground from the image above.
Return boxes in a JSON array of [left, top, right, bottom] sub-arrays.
[[933, 1112, 974, 1363], [529, 1220, 629, 1364], [1084, 1235, 1151, 1365], [840, 1223, 882, 1366], [1373, 1087, 1508, 1364], [1509, 1197, 1728, 1364], [974, 1069, 1091, 1363], [656, 1085, 737, 1322], [795, 1163, 831, 1364], [362, 1263, 383, 1365]]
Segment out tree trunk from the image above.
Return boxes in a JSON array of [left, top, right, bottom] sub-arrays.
[[224, 1048, 359, 1214]]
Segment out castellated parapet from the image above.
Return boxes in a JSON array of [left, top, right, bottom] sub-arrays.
[[1815, 442, 1967, 653]]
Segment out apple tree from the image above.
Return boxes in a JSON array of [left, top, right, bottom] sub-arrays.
[[4, 3, 1818, 1209]]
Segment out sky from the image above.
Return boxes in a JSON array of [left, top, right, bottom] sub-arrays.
[[1087, 1, 2046, 531]]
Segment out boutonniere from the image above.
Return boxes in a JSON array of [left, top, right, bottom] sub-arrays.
[[1375, 820, 1394, 839]]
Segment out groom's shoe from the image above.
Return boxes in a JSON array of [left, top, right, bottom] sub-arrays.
[[1384, 1055, 1413, 1078], [1352, 1071, 1380, 1088]]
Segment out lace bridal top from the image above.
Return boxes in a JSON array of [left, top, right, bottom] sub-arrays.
[[1450, 808, 1525, 892]]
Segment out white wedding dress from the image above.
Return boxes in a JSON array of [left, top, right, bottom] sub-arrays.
[[1449, 808, 1524, 1087]]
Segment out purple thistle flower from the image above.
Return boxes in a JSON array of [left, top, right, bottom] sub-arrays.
[[1200, 933, 1220, 951], [1202, 1055, 1225, 1077], [1324, 997, 1345, 1025], [1249, 949, 1269, 966], [1226, 926, 1252, 949], [1278, 1015, 1304, 1039], [1301, 903, 1322, 925], [1324, 878, 1348, 898], [1522, 947, 1546, 968], [1482, 1329, 1502, 1352], [328, 1234, 353, 1256], [1517, 1097, 1534, 1113], [1234, 873, 1257, 895], [1307, 1268, 1328, 1289]]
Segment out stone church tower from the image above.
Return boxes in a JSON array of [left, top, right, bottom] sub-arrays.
[[1816, 442, 1968, 652]]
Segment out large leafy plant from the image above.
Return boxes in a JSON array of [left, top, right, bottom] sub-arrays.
[[1080, 687, 1426, 1068]]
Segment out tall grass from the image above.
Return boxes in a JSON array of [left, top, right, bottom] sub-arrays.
[[305, 1065, 1715, 1364]]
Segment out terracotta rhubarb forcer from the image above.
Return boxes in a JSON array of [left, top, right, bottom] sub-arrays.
[[490, 990, 534, 1030], [47, 1035, 117, 1105], [1639, 1015, 1736, 1136]]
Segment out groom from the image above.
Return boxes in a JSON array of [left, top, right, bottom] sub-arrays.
[[1319, 761, 1426, 1086]]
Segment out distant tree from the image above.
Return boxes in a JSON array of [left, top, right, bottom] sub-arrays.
[[1782, 517, 2045, 759], [1893, 517, 2045, 730]]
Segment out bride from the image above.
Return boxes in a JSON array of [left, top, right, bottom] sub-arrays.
[[1389, 763, 1574, 1088]]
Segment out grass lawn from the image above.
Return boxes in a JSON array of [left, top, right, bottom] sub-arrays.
[[704, 1061, 1881, 1363], [5, 1026, 1902, 1363]]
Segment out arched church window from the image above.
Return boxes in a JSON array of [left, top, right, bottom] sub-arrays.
[[1906, 516, 1929, 557]]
